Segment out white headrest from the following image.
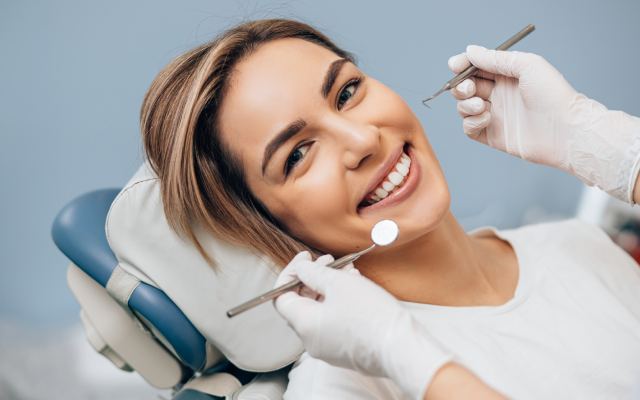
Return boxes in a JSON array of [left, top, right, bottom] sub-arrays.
[[106, 161, 303, 372]]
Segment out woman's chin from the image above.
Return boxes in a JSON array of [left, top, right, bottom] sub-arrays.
[[398, 191, 450, 242], [357, 142, 450, 239]]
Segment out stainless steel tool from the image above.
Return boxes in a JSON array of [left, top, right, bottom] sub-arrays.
[[226, 219, 399, 318], [422, 24, 535, 107]]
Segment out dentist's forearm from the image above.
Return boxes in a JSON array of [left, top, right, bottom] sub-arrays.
[[424, 362, 508, 400]]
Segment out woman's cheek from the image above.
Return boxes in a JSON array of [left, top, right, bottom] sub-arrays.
[[299, 172, 347, 219], [284, 176, 351, 247], [365, 81, 415, 127]]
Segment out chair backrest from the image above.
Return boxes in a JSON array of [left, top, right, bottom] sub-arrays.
[[52, 186, 294, 398], [104, 162, 303, 373], [52, 188, 221, 387], [52, 189, 288, 400]]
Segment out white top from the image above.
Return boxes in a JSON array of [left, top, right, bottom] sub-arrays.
[[283, 218, 640, 399]]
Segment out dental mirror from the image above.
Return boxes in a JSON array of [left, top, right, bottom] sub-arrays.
[[226, 219, 399, 318], [371, 219, 399, 246]]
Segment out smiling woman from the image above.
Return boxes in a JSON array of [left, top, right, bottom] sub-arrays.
[[141, 19, 361, 267], [215, 35, 451, 259], [140, 18, 640, 400], [141, 18, 452, 267]]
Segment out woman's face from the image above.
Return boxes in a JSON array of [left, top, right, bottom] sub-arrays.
[[218, 38, 450, 256]]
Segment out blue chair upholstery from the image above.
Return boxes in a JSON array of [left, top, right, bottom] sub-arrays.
[[51, 189, 208, 372], [52, 189, 120, 286], [173, 390, 225, 400]]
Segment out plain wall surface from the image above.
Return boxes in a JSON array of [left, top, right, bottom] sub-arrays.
[[2, 0, 639, 327]]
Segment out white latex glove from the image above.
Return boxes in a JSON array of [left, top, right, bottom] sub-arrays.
[[273, 251, 457, 400], [448, 45, 640, 204]]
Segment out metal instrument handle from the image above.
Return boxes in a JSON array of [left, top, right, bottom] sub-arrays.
[[447, 24, 536, 89], [226, 244, 375, 318]]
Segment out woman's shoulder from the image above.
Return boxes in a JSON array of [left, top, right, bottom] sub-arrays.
[[491, 217, 613, 250], [471, 217, 631, 268], [514, 217, 605, 236], [503, 218, 639, 268], [283, 352, 406, 400]]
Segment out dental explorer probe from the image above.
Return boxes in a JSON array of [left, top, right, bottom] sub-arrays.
[[422, 23, 535, 107], [226, 219, 399, 318]]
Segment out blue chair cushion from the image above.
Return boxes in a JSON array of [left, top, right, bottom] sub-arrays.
[[52, 189, 208, 371]]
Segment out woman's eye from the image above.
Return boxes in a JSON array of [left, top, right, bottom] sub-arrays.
[[337, 78, 361, 110], [284, 142, 312, 176]]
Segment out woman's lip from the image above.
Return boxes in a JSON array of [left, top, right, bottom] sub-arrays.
[[360, 145, 405, 204], [357, 145, 420, 215]]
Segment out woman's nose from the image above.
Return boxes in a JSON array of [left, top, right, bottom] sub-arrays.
[[340, 125, 381, 170]]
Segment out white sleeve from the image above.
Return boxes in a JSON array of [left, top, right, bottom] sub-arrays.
[[569, 218, 640, 319], [571, 218, 640, 271], [283, 353, 406, 400]]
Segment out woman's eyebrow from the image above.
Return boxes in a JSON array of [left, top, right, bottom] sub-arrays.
[[261, 118, 307, 176], [321, 58, 350, 98], [261, 58, 350, 176]]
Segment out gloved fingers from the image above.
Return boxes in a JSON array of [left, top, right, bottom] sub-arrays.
[[274, 251, 312, 287], [462, 110, 492, 138], [340, 261, 362, 278], [277, 252, 335, 299], [447, 52, 470, 74], [298, 254, 334, 299], [315, 254, 335, 265], [298, 284, 321, 300], [448, 52, 495, 81], [347, 267, 361, 275], [465, 127, 489, 147], [295, 259, 341, 295], [456, 96, 486, 117], [294, 250, 312, 261], [339, 261, 360, 274], [450, 78, 475, 100], [474, 77, 495, 100], [274, 291, 319, 329], [475, 69, 496, 81], [466, 45, 530, 79]]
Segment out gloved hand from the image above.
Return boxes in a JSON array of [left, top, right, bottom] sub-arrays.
[[273, 251, 457, 400], [448, 45, 640, 204]]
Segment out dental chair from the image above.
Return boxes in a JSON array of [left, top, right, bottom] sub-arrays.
[[51, 162, 304, 399]]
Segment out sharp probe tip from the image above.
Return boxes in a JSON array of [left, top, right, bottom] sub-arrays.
[[422, 85, 448, 108]]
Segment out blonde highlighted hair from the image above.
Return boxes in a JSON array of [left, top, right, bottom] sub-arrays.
[[140, 18, 357, 268]]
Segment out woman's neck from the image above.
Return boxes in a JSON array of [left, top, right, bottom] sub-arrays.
[[356, 210, 515, 307]]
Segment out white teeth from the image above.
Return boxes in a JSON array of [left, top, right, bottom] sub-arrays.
[[396, 163, 409, 176], [388, 171, 403, 185], [363, 149, 412, 207], [375, 188, 388, 198]]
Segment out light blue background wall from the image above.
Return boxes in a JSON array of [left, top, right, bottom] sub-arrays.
[[2, 0, 639, 328]]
